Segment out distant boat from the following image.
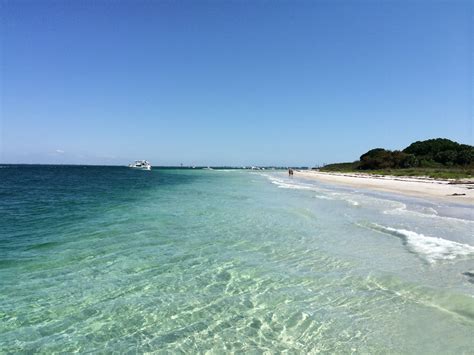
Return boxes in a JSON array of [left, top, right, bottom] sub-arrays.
[[203, 167, 213, 170], [128, 160, 151, 170]]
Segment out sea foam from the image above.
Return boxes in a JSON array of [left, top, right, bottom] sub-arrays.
[[370, 224, 474, 263]]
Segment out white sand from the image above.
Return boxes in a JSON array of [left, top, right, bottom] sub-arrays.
[[294, 170, 474, 204]]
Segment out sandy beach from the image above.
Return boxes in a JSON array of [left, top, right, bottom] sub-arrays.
[[294, 170, 474, 204]]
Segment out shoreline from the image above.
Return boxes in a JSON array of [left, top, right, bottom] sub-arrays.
[[294, 170, 474, 204]]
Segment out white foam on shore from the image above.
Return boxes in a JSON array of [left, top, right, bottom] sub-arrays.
[[346, 200, 360, 206], [264, 174, 365, 207], [370, 224, 474, 263], [264, 175, 321, 191], [271, 180, 313, 190]]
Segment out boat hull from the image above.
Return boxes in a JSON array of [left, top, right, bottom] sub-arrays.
[[129, 166, 151, 170]]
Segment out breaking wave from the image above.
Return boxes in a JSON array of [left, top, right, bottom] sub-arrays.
[[369, 224, 474, 263]]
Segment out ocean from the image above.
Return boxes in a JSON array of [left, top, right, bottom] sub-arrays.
[[1, 166, 473, 353]]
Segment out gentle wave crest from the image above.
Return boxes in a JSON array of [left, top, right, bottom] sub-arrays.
[[265, 175, 316, 191], [369, 224, 474, 263], [263, 174, 359, 205], [384, 203, 473, 224]]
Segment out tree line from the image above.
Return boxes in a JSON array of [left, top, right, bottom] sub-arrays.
[[337, 138, 474, 170]]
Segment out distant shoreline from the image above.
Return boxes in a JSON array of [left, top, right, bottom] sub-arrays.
[[0, 164, 293, 170], [294, 170, 474, 204]]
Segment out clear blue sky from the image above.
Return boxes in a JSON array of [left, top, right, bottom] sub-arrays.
[[1, 0, 472, 166]]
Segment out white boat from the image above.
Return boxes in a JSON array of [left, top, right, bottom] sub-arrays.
[[128, 160, 152, 170]]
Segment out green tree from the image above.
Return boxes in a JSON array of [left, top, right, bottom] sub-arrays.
[[359, 149, 394, 169], [403, 138, 473, 166], [456, 149, 474, 165], [392, 151, 418, 168], [435, 150, 458, 166], [403, 138, 460, 156]]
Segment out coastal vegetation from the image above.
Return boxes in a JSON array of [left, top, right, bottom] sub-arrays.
[[320, 138, 474, 179]]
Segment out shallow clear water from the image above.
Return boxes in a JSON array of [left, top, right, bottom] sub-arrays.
[[1, 166, 473, 353]]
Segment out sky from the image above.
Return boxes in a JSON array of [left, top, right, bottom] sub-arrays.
[[1, 0, 472, 166]]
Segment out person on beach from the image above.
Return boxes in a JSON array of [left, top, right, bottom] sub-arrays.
[[288, 168, 293, 176]]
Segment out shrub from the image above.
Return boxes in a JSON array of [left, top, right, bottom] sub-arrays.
[[456, 149, 474, 165]]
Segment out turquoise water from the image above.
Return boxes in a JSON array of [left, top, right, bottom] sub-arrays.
[[1, 166, 473, 353]]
